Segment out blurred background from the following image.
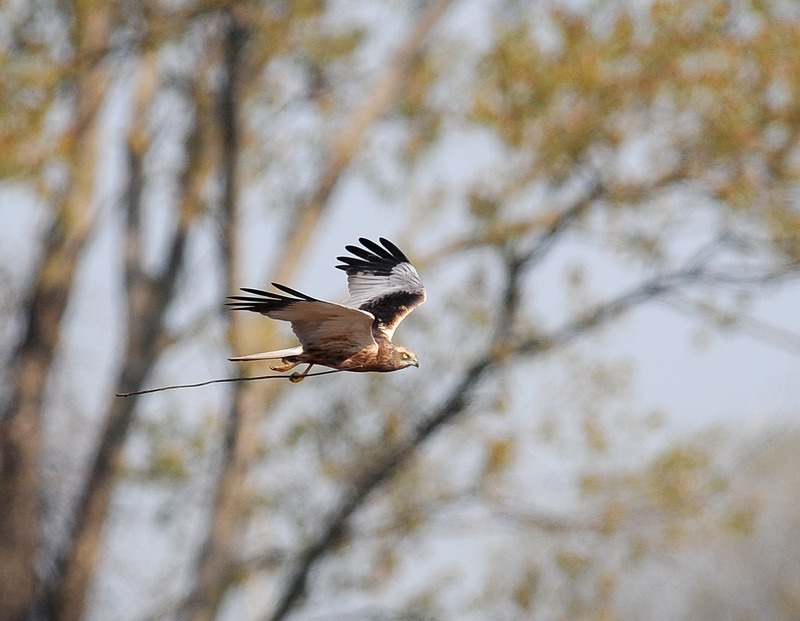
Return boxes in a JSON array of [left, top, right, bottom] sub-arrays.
[[2, 0, 800, 620]]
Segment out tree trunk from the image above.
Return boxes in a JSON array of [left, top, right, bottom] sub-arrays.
[[0, 4, 111, 617], [182, 11, 249, 621], [44, 53, 201, 620]]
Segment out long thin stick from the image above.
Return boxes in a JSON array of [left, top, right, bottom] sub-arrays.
[[115, 369, 343, 397]]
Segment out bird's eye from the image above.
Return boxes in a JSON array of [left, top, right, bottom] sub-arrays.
[[402, 352, 410, 359]]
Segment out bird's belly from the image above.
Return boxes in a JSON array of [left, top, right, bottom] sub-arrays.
[[338, 349, 392, 372]]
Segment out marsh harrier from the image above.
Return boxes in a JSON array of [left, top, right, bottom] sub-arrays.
[[227, 237, 426, 382]]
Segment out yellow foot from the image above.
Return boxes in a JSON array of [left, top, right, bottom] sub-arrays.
[[270, 360, 299, 373], [287, 364, 314, 384]]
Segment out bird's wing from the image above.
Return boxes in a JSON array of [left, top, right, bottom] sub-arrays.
[[335, 237, 426, 340], [227, 283, 377, 359]]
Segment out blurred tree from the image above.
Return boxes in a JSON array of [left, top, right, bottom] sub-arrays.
[[0, 1, 113, 618], [0, 1, 799, 621]]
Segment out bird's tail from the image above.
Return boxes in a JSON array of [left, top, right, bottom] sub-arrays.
[[228, 346, 303, 362]]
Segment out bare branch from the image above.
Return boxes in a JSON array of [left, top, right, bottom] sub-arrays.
[[506, 267, 711, 363], [420, 162, 695, 269], [698, 264, 800, 287], [663, 295, 800, 357], [495, 176, 603, 340], [491, 502, 609, 535], [517, 175, 603, 271]]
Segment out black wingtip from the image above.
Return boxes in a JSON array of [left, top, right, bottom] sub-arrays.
[[344, 245, 376, 260], [358, 237, 395, 260], [271, 282, 317, 300], [378, 237, 410, 263], [240, 286, 271, 296], [339, 237, 411, 265], [334, 237, 415, 279]]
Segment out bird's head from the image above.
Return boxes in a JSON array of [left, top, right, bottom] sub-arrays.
[[394, 346, 419, 369]]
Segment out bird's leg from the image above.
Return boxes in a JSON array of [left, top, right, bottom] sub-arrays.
[[289, 364, 314, 384], [270, 359, 299, 373]]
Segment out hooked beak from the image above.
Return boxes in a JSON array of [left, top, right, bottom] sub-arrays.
[[412, 360, 419, 368]]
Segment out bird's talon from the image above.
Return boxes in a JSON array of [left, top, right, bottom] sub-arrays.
[[289, 372, 305, 383], [271, 360, 298, 372]]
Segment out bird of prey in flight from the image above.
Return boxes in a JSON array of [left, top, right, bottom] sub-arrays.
[[227, 237, 426, 383]]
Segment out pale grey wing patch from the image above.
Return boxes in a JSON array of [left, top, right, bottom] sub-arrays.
[[342, 263, 425, 309], [335, 238, 426, 340]]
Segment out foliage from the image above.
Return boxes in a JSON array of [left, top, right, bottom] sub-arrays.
[[1, 1, 799, 621]]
